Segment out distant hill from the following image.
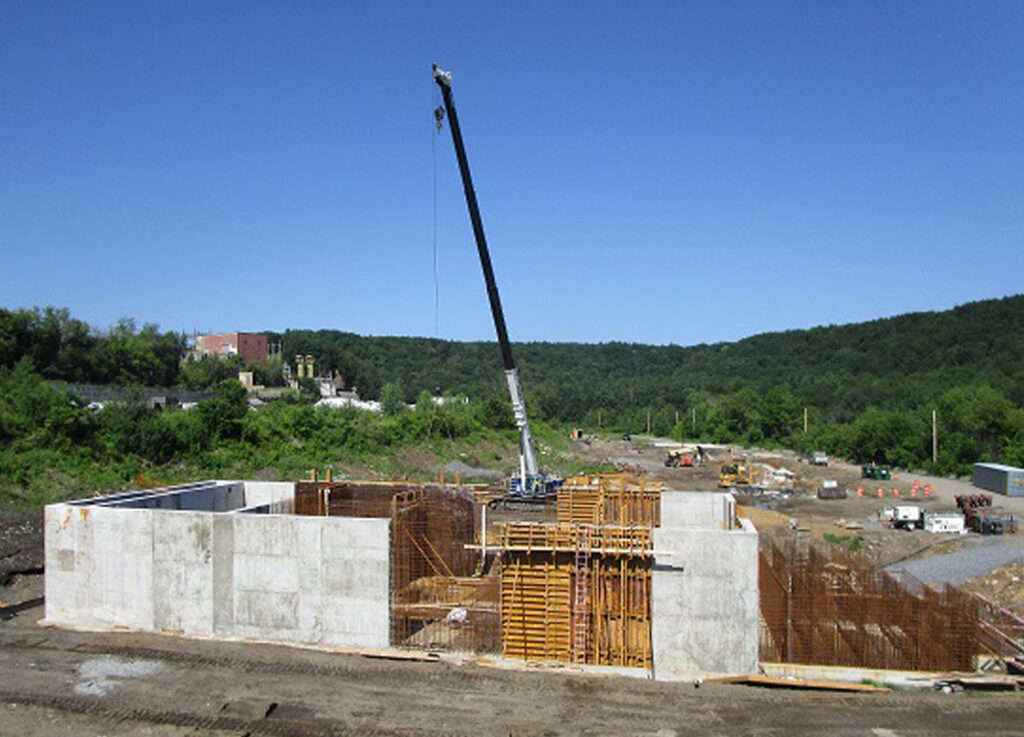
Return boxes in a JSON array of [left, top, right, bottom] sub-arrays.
[[272, 294, 1024, 425]]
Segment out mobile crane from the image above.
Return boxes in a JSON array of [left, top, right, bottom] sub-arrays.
[[432, 64, 560, 504]]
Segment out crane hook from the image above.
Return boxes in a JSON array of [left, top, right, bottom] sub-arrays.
[[434, 106, 445, 132]]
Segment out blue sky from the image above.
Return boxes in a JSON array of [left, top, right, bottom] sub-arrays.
[[2, 2, 1021, 345]]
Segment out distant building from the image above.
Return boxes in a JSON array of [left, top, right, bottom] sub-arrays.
[[194, 332, 268, 364]]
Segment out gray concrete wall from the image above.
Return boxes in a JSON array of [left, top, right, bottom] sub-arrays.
[[44, 483, 389, 651], [660, 490, 736, 529], [651, 505, 759, 680]]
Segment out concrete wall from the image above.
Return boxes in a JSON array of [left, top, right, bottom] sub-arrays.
[[651, 494, 759, 680], [44, 482, 390, 650], [660, 490, 737, 530]]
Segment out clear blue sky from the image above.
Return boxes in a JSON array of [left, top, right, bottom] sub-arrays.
[[2, 1, 1022, 345]]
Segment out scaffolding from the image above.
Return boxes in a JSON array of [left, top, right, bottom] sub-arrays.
[[501, 522, 653, 668]]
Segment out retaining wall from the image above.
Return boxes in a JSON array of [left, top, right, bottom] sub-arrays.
[[44, 481, 389, 650], [651, 493, 759, 680]]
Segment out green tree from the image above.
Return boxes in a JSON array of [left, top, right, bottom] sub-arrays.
[[379, 381, 406, 416]]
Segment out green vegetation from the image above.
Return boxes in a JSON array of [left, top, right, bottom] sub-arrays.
[[2, 294, 1023, 508], [272, 296, 1024, 476], [823, 533, 865, 553], [0, 356, 552, 508]]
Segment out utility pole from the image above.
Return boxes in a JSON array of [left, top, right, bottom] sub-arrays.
[[646, 410, 651, 434], [932, 410, 938, 465], [598, 409, 602, 428], [675, 410, 679, 425], [691, 408, 696, 436], [803, 407, 808, 434]]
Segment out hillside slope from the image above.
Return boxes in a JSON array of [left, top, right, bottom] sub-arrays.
[[275, 294, 1024, 423]]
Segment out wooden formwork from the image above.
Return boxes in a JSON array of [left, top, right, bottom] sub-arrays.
[[556, 475, 661, 527], [500, 522, 653, 667]]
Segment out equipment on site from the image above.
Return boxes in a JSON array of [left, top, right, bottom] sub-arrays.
[[923, 513, 967, 534], [882, 505, 925, 530], [433, 64, 560, 505], [809, 451, 829, 466], [957, 493, 1016, 534], [861, 464, 892, 480], [719, 463, 755, 488], [817, 479, 847, 500], [664, 449, 696, 468]]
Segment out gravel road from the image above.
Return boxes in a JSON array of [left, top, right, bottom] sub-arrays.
[[887, 536, 1024, 586]]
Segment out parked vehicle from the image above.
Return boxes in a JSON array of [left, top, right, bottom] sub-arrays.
[[810, 451, 829, 466], [817, 480, 847, 499], [665, 450, 696, 468], [862, 464, 892, 480], [882, 505, 924, 530]]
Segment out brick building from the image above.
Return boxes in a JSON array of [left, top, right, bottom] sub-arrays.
[[194, 332, 269, 364]]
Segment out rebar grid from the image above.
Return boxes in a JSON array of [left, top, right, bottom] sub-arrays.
[[294, 481, 501, 654], [390, 486, 500, 653], [759, 540, 978, 671]]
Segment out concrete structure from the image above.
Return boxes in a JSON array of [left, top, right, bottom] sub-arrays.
[[195, 332, 269, 364], [651, 491, 760, 680], [45, 482, 759, 681], [973, 462, 1024, 497], [44, 481, 388, 649]]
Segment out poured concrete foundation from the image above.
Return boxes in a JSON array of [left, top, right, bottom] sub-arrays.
[[44, 480, 389, 649], [45, 481, 758, 679], [651, 491, 760, 680]]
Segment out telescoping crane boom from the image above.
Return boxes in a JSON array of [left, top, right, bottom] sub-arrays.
[[432, 64, 555, 500]]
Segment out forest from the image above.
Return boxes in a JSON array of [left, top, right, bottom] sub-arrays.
[[1, 295, 1022, 506]]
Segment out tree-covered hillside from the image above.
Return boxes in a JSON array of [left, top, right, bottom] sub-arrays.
[[2, 295, 1022, 480], [274, 294, 1024, 423]]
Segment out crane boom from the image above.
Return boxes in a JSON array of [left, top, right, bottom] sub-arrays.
[[432, 64, 539, 487]]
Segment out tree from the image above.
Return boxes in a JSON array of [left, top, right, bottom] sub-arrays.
[[198, 380, 249, 441], [379, 382, 407, 416]]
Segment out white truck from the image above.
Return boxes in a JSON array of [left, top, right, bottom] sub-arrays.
[[810, 451, 829, 466], [882, 505, 924, 530]]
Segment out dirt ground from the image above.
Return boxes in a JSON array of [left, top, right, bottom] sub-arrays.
[[1, 592, 1022, 737], [2, 438, 1024, 735]]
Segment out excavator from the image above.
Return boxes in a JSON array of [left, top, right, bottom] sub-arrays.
[[433, 64, 561, 506]]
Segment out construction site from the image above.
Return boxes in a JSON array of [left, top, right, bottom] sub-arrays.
[[1, 47, 1022, 735], [41, 473, 758, 681], [39, 457, 1024, 684]]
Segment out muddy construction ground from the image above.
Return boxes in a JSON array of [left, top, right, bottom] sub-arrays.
[[2, 437, 1024, 735], [2, 598, 1023, 737]]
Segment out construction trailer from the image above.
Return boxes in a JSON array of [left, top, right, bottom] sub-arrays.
[[43, 478, 759, 681], [973, 463, 1024, 497]]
